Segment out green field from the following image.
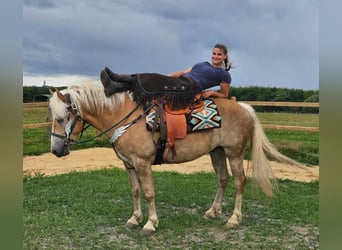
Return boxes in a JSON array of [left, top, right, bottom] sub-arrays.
[[23, 168, 319, 249]]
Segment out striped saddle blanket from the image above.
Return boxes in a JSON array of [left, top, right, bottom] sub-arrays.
[[146, 99, 221, 132]]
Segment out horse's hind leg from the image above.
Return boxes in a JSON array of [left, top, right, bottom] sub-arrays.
[[226, 155, 246, 228], [204, 147, 229, 219], [123, 162, 143, 228]]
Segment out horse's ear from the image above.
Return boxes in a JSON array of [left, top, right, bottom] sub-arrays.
[[49, 88, 55, 95], [56, 89, 67, 103]]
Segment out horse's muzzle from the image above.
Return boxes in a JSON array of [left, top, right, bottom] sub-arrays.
[[51, 144, 70, 157]]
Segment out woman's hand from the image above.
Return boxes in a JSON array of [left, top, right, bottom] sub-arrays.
[[202, 82, 230, 99], [202, 90, 225, 99]]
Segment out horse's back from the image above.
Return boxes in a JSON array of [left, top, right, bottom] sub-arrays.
[[213, 98, 254, 133], [164, 98, 254, 163]]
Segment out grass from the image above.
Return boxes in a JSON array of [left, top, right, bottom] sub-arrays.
[[23, 107, 49, 125], [264, 130, 319, 165], [257, 112, 319, 127], [23, 168, 319, 249], [257, 112, 319, 165]]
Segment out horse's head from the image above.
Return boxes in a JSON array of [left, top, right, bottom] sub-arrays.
[[48, 81, 138, 157], [49, 88, 86, 157]]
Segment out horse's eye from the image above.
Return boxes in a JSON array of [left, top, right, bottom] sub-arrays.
[[56, 118, 64, 124]]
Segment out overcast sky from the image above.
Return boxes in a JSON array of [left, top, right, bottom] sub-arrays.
[[23, 0, 318, 90]]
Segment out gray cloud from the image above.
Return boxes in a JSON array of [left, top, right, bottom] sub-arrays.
[[23, 0, 318, 89]]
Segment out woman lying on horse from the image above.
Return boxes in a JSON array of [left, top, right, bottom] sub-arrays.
[[100, 43, 232, 106]]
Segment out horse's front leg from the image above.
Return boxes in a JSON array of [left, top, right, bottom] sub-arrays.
[[135, 159, 158, 235], [226, 156, 246, 228], [204, 147, 229, 219], [124, 162, 143, 228]]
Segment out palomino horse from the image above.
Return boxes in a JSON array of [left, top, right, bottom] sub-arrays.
[[49, 80, 300, 235]]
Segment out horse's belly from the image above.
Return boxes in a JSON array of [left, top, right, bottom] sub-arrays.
[[163, 131, 218, 163]]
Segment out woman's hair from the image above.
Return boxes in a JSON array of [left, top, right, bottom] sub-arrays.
[[214, 43, 232, 71]]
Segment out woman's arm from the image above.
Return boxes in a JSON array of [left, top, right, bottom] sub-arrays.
[[167, 67, 192, 77], [202, 82, 230, 99]]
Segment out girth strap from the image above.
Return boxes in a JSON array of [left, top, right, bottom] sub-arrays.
[[152, 102, 167, 164]]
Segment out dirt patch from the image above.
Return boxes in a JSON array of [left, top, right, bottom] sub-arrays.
[[23, 147, 319, 182]]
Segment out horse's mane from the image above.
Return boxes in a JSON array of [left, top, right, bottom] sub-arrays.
[[49, 80, 132, 119]]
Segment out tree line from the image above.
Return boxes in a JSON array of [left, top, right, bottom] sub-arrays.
[[23, 85, 319, 113]]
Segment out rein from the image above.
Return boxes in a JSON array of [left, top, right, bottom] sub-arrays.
[[51, 93, 154, 146], [108, 103, 154, 144]]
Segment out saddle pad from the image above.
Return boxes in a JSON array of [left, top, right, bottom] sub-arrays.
[[146, 99, 221, 132]]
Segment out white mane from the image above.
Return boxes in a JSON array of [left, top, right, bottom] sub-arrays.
[[49, 80, 132, 119]]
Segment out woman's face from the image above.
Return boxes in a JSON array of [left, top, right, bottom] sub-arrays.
[[211, 48, 227, 67]]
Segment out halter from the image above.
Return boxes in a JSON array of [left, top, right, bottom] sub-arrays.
[[51, 93, 154, 146]]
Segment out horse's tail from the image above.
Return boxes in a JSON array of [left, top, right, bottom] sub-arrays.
[[238, 102, 303, 197]]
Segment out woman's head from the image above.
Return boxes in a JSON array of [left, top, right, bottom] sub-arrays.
[[212, 43, 231, 71]]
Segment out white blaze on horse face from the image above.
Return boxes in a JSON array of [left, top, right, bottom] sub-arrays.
[[50, 119, 66, 154], [50, 113, 69, 149], [64, 119, 72, 139]]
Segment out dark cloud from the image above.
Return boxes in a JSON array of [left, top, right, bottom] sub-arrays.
[[23, 0, 318, 89]]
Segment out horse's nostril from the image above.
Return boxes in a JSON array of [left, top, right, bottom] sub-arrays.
[[64, 147, 70, 156], [51, 148, 65, 158]]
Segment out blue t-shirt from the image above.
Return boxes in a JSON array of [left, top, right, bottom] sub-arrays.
[[183, 62, 231, 90]]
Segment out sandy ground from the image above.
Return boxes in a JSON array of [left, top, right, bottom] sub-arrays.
[[23, 147, 319, 182]]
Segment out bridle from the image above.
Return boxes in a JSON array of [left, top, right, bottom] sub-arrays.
[[51, 94, 91, 146], [51, 93, 154, 146]]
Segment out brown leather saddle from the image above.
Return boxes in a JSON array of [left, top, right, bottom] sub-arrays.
[[150, 94, 205, 164]]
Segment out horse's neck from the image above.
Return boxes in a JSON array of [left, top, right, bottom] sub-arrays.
[[83, 96, 139, 133]]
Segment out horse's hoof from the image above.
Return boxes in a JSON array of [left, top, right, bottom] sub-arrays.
[[125, 215, 142, 228], [142, 220, 157, 235], [141, 228, 156, 236], [226, 222, 239, 229], [125, 221, 139, 229], [203, 209, 217, 220], [203, 213, 215, 220]]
